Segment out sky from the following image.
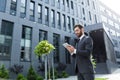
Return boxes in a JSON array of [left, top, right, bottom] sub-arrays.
[[99, 0, 120, 15]]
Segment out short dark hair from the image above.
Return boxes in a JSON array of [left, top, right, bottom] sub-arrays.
[[73, 24, 83, 30]]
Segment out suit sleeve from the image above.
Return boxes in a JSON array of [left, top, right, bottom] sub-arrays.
[[76, 37, 93, 57]]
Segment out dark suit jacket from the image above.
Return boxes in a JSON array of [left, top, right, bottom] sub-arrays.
[[73, 35, 94, 74]]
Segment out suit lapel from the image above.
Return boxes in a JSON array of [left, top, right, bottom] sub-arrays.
[[79, 36, 86, 44]]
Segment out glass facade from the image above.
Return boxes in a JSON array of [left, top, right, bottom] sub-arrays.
[[67, 16, 71, 32], [72, 18, 75, 30], [20, 26, 32, 61], [38, 30, 47, 62], [51, 0, 55, 6], [20, 0, 27, 18], [10, 0, 17, 16], [56, 0, 60, 9], [0, 20, 13, 60], [45, 7, 49, 26], [66, 0, 69, 7], [45, 0, 49, 4], [53, 33, 60, 63], [57, 12, 61, 29], [29, 1, 35, 21], [51, 9, 55, 27], [0, 0, 6, 12], [39, 30, 47, 41], [65, 36, 71, 64], [89, 11, 92, 20], [38, 4, 42, 23], [62, 14, 66, 31]]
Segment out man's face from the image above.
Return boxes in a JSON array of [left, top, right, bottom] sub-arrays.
[[74, 27, 83, 37]]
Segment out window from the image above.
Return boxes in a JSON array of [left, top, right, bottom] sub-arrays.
[[100, 6, 105, 12], [39, 30, 47, 41], [62, 0, 65, 11], [0, 0, 6, 12], [39, 30, 47, 62], [57, 12, 61, 29], [79, 5, 82, 18], [113, 14, 117, 20], [89, 11, 92, 20], [56, 0, 60, 2], [94, 15, 97, 23], [65, 37, 71, 64], [45, 0, 49, 4], [29, 1, 35, 21], [10, 0, 17, 16], [82, 8, 85, 15], [108, 19, 114, 26], [76, 19, 79, 24], [110, 29, 116, 37], [115, 51, 120, 58], [71, 1, 73, 9], [45, 7, 49, 26], [119, 18, 120, 23], [53, 33, 60, 63], [101, 15, 107, 23], [67, 16, 71, 32], [116, 32, 120, 38], [92, 1, 95, 9], [62, 0, 65, 5], [62, 14, 66, 31], [66, 0, 69, 7], [87, 0, 90, 6], [51, 10, 55, 27], [75, 3, 78, 17], [113, 39, 118, 47], [107, 10, 112, 17], [81, 0, 84, 5], [51, 0, 55, 6], [115, 23, 119, 29], [56, 0, 60, 9], [20, 26, 32, 61], [72, 18, 75, 30], [20, 0, 27, 18], [0, 20, 13, 60], [38, 4, 42, 23]]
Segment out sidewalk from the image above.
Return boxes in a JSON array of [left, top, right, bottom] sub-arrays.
[[56, 68, 120, 80], [95, 68, 120, 80]]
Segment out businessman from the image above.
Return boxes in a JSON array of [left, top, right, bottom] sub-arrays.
[[66, 24, 94, 80]]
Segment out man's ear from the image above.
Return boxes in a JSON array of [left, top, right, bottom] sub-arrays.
[[81, 28, 84, 33]]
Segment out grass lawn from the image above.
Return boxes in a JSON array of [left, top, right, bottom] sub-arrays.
[[95, 78, 108, 80]]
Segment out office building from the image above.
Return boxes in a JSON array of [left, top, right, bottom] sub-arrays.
[[0, 0, 120, 78]]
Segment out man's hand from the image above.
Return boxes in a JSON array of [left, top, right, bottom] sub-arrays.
[[66, 45, 75, 53]]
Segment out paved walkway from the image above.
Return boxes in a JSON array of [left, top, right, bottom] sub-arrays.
[[56, 68, 120, 80]]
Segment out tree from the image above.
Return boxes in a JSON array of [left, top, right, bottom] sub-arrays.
[[34, 40, 55, 80], [0, 65, 9, 79]]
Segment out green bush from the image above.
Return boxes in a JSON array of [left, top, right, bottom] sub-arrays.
[[60, 71, 69, 78], [27, 65, 37, 80], [47, 69, 69, 79], [16, 74, 27, 80], [36, 75, 44, 80], [0, 65, 9, 79]]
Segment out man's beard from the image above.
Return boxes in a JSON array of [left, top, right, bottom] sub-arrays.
[[77, 33, 82, 37]]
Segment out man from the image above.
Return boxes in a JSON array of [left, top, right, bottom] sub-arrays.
[[66, 24, 94, 80]]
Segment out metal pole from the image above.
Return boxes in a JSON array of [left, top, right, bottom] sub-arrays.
[[45, 55, 47, 80], [52, 53, 55, 80]]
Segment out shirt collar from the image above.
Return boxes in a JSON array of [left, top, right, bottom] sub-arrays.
[[79, 34, 85, 40]]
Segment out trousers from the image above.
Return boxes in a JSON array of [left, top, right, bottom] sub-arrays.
[[77, 72, 94, 80]]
